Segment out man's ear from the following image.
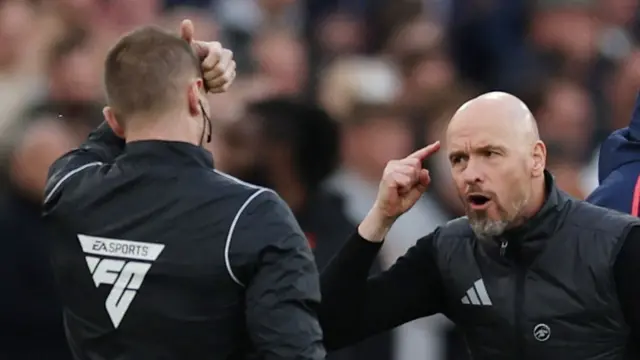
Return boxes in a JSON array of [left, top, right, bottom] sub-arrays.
[[187, 79, 204, 117], [103, 106, 125, 138], [531, 140, 547, 177]]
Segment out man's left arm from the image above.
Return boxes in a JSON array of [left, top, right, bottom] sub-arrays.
[[229, 190, 325, 360], [614, 226, 640, 350]]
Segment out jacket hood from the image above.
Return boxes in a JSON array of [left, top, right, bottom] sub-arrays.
[[597, 94, 640, 183]]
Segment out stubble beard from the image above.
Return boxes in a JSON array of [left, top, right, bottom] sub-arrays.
[[468, 197, 528, 241]]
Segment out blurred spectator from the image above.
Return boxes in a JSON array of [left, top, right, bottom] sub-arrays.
[[531, 2, 600, 80], [103, 0, 162, 33], [315, 12, 366, 59], [46, 27, 103, 103], [213, 96, 393, 360], [384, 18, 444, 61], [161, 6, 219, 41], [385, 19, 461, 114], [596, 0, 637, 62], [535, 78, 595, 163], [610, 51, 640, 131], [49, 0, 104, 29], [0, 0, 48, 127], [546, 142, 588, 199], [0, 102, 101, 359], [215, 0, 303, 72], [319, 56, 452, 360], [215, 97, 346, 264], [449, 0, 533, 90], [252, 30, 308, 96]]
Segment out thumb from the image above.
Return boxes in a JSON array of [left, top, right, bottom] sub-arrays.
[[180, 19, 207, 59], [180, 19, 195, 44]]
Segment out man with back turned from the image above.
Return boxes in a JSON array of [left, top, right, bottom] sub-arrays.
[[319, 92, 640, 359], [42, 22, 324, 360]]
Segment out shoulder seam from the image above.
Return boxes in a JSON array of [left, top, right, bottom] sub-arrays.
[[224, 187, 274, 287], [213, 169, 259, 190], [43, 162, 104, 205]]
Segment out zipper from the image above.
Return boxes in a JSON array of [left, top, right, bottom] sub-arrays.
[[514, 262, 526, 358], [503, 239, 526, 358], [500, 241, 508, 257]]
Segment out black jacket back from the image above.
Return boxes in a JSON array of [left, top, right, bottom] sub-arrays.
[[43, 124, 325, 360]]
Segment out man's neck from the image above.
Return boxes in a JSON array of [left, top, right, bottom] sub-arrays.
[[522, 176, 548, 220], [124, 114, 196, 145]]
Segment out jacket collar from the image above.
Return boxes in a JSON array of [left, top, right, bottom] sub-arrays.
[[483, 170, 568, 265], [122, 140, 214, 169], [500, 170, 563, 242]]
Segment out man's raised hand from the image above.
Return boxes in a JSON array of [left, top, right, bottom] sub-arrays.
[[376, 141, 440, 218], [180, 19, 236, 93], [359, 141, 441, 242]]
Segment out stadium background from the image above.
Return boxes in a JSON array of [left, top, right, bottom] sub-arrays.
[[0, 0, 637, 359]]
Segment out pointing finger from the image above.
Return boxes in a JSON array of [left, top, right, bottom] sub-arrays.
[[408, 141, 441, 161], [397, 157, 422, 169]]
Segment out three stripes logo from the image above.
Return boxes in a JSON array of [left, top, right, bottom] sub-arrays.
[[461, 279, 493, 306], [78, 234, 165, 328]]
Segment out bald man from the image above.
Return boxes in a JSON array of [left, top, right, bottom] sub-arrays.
[[319, 92, 640, 359]]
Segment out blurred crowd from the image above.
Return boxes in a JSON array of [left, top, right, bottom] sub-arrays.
[[1, 0, 639, 359]]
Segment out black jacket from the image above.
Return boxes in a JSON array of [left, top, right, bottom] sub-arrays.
[[320, 172, 640, 359], [43, 123, 325, 360]]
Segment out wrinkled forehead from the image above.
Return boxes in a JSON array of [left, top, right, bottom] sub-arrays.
[[445, 111, 520, 153]]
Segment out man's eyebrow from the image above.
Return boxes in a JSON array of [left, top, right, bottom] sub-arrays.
[[477, 144, 507, 153], [448, 145, 507, 159]]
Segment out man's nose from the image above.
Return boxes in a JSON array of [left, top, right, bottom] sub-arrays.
[[461, 159, 483, 185]]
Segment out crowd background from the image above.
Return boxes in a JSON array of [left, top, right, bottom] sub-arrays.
[[0, 0, 638, 359]]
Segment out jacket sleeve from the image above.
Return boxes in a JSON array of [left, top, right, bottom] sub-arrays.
[[43, 122, 125, 212], [319, 229, 445, 350], [228, 189, 325, 360]]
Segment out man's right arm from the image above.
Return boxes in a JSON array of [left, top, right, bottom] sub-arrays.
[[319, 227, 445, 350], [43, 122, 125, 212], [228, 188, 325, 360]]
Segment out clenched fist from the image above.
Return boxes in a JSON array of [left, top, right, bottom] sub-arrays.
[[359, 141, 441, 242], [180, 19, 236, 93]]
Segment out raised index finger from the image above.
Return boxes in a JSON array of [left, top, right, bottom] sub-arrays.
[[408, 141, 441, 160]]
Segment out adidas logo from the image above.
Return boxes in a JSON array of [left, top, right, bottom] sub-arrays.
[[78, 234, 165, 328], [461, 279, 493, 306]]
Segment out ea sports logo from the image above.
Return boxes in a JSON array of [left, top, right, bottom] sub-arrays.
[[533, 323, 551, 342]]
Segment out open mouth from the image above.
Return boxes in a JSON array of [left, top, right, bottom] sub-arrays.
[[467, 194, 491, 209]]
